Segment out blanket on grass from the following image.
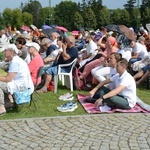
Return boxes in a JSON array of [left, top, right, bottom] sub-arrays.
[[77, 94, 150, 113]]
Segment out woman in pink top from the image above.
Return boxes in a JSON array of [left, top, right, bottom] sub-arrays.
[[79, 36, 118, 84]]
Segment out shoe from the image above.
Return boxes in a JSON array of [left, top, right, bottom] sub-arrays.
[[59, 93, 73, 100], [57, 102, 78, 112], [36, 88, 47, 94], [0, 106, 6, 115]]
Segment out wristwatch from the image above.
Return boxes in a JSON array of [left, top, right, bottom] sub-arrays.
[[101, 96, 105, 100]]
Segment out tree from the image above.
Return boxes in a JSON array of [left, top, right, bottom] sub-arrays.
[[140, 7, 150, 26], [97, 6, 110, 28], [54, 1, 78, 30], [110, 9, 130, 26], [123, 0, 136, 16], [3, 8, 13, 26], [12, 8, 23, 29], [82, 7, 97, 29], [73, 12, 84, 29], [22, 12, 33, 26], [22, 0, 42, 27], [90, 0, 103, 28]]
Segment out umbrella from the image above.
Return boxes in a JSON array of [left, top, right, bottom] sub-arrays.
[[55, 26, 68, 32], [146, 23, 150, 32], [42, 25, 52, 30], [72, 30, 79, 36], [105, 24, 123, 34], [42, 28, 64, 38], [105, 24, 136, 41], [20, 25, 31, 32], [30, 24, 37, 30], [118, 25, 136, 41]]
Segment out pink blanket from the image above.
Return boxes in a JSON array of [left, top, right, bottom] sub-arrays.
[[77, 94, 150, 113]]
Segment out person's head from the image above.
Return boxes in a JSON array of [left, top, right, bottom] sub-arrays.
[[109, 52, 122, 67], [26, 42, 40, 55], [129, 41, 136, 48], [2, 44, 19, 60], [51, 32, 59, 41], [106, 36, 117, 48], [6, 23, 11, 32], [40, 38, 51, 49], [116, 58, 128, 74], [66, 36, 75, 48], [85, 34, 93, 44], [15, 37, 26, 49], [138, 36, 145, 45], [57, 36, 66, 47]]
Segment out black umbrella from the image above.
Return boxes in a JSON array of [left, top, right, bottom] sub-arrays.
[[105, 24, 123, 34], [42, 28, 65, 38]]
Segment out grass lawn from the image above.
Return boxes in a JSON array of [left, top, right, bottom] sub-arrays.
[[0, 69, 149, 120]]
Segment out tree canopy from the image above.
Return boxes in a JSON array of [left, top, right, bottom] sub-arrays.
[[0, 0, 149, 31]]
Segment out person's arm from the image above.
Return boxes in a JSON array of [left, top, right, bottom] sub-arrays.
[[0, 72, 16, 82], [62, 43, 70, 61], [89, 78, 111, 98], [131, 53, 140, 59], [94, 85, 126, 107]]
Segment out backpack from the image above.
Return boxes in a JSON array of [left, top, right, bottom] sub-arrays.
[[73, 67, 86, 90]]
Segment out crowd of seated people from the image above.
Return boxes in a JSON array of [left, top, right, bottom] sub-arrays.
[[0, 23, 149, 115]]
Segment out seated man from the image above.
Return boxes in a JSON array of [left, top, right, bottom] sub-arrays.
[[26, 42, 44, 85], [78, 34, 97, 68], [0, 44, 34, 114], [36, 35, 78, 93], [129, 41, 148, 64], [89, 58, 136, 110]]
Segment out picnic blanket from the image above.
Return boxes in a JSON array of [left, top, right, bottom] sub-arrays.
[[77, 94, 150, 113]]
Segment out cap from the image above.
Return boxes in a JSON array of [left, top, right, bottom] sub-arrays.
[[26, 42, 40, 51], [1, 44, 19, 54], [41, 38, 51, 45]]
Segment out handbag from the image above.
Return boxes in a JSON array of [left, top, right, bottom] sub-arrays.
[[14, 88, 31, 104]]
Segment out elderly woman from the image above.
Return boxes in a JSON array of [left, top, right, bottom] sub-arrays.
[[0, 44, 34, 115]]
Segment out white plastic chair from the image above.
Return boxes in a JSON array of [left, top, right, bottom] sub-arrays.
[[54, 58, 77, 93]]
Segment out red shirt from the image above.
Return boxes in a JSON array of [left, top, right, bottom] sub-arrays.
[[28, 53, 44, 85]]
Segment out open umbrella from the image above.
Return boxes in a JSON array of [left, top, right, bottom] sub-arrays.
[[105, 24, 123, 34], [55, 26, 68, 32], [118, 25, 136, 41], [105, 24, 136, 41], [42, 25, 52, 30], [42, 28, 64, 38], [72, 30, 79, 36], [20, 25, 31, 32]]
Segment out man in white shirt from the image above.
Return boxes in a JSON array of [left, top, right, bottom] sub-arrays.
[[79, 35, 97, 67], [129, 41, 148, 64], [89, 58, 136, 110]]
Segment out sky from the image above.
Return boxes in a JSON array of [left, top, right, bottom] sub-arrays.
[[0, 0, 136, 12]]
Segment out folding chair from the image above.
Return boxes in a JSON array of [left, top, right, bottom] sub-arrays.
[[29, 66, 44, 108], [54, 58, 77, 93]]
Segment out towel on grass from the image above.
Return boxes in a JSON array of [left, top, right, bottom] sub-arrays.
[[77, 94, 150, 114]]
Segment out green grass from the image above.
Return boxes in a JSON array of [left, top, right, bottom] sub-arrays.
[[0, 68, 149, 120]]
